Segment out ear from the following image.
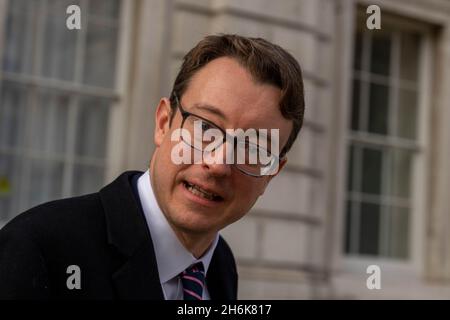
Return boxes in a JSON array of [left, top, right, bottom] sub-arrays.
[[259, 157, 288, 196], [154, 98, 172, 147]]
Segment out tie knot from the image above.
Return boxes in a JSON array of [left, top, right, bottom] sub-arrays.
[[181, 262, 205, 300], [185, 262, 204, 274]]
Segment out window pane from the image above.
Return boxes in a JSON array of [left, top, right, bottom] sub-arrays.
[[347, 145, 356, 191], [30, 91, 70, 155], [28, 159, 64, 209], [0, 82, 28, 148], [41, 13, 77, 81], [351, 79, 361, 131], [387, 206, 410, 259], [361, 147, 382, 195], [359, 202, 380, 255], [344, 200, 355, 254], [390, 149, 412, 199], [400, 33, 420, 82], [83, 23, 119, 88], [75, 97, 110, 159], [47, 0, 81, 13], [368, 83, 389, 135], [0, 154, 19, 220], [7, 0, 33, 13], [397, 88, 418, 140], [353, 32, 363, 71], [2, 7, 35, 73], [72, 164, 104, 196], [370, 34, 391, 76], [88, 0, 121, 19]]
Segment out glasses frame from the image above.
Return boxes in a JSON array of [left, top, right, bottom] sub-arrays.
[[172, 94, 283, 177]]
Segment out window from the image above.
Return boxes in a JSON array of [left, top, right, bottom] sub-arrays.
[[0, 0, 122, 221], [344, 14, 425, 260]]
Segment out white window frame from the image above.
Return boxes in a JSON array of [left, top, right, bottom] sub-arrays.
[[333, 6, 434, 279], [0, 0, 135, 227], [104, 0, 135, 181]]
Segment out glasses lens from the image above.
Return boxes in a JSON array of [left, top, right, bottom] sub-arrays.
[[234, 140, 277, 176], [182, 115, 224, 152]]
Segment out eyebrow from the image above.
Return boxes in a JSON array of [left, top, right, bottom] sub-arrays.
[[191, 103, 228, 121]]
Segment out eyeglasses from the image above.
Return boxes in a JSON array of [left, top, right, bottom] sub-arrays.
[[172, 94, 283, 177]]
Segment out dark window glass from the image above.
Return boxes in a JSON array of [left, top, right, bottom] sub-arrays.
[[359, 202, 380, 255], [370, 34, 391, 76], [362, 148, 382, 195], [368, 83, 389, 135]]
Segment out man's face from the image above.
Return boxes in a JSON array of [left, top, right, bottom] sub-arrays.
[[150, 57, 292, 239]]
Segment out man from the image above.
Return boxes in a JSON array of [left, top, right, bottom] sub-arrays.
[[0, 34, 305, 299]]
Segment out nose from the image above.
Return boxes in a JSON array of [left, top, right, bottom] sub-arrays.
[[201, 141, 232, 177]]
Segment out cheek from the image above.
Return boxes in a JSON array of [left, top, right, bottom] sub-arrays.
[[159, 134, 181, 169], [154, 142, 180, 187], [233, 179, 267, 208]]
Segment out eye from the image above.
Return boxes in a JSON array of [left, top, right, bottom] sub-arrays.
[[201, 120, 214, 132]]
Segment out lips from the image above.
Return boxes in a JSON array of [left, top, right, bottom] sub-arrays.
[[183, 181, 224, 202]]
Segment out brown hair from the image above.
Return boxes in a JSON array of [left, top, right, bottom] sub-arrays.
[[170, 34, 305, 157]]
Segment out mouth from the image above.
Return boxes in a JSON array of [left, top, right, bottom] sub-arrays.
[[182, 180, 224, 202]]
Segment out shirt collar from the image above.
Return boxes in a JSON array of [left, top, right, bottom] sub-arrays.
[[136, 170, 219, 284]]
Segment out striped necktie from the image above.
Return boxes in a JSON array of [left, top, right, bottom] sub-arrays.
[[180, 262, 205, 300]]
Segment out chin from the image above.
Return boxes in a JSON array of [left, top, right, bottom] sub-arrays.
[[168, 211, 218, 234], [176, 221, 218, 236]]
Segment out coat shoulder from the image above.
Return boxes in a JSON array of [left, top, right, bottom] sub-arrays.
[[0, 192, 104, 240], [216, 235, 238, 282]]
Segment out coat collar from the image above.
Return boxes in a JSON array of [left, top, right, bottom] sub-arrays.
[[207, 237, 238, 300], [99, 171, 164, 299]]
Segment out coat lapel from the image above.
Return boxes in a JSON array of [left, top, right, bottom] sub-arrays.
[[99, 171, 164, 300], [111, 242, 164, 299], [206, 237, 238, 300]]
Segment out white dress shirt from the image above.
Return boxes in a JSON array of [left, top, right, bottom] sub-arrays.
[[136, 170, 219, 300]]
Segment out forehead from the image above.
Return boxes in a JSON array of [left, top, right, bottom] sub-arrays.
[[181, 57, 292, 135]]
